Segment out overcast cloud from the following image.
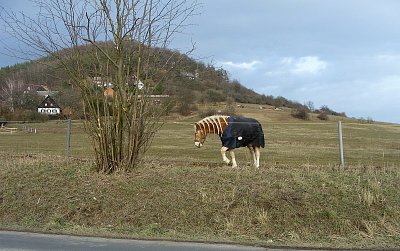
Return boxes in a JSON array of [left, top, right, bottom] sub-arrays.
[[1, 0, 400, 123], [172, 0, 400, 123]]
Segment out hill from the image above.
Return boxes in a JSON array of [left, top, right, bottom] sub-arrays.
[[0, 44, 345, 121]]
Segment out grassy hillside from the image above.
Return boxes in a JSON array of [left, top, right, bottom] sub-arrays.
[[2, 156, 399, 249], [0, 44, 264, 104], [0, 43, 346, 121], [1, 107, 399, 249]]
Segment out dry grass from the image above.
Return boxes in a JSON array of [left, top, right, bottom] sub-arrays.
[[1, 108, 400, 249], [1, 155, 399, 249]]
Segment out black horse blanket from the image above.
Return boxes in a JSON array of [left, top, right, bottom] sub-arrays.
[[220, 116, 265, 149]]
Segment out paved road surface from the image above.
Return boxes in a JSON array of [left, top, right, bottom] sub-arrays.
[[0, 231, 312, 251]]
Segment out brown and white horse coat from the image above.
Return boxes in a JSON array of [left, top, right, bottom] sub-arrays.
[[194, 115, 265, 168]]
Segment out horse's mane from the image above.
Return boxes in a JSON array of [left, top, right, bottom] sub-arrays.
[[196, 115, 230, 123], [195, 115, 230, 135]]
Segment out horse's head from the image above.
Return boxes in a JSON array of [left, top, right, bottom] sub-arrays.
[[194, 124, 206, 148]]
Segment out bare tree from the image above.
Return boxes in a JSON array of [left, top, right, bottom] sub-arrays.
[[1, 0, 199, 173], [0, 78, 25, 113], [305, 101, 315, 112]]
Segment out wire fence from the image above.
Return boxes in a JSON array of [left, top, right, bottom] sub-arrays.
[[1, 119, 400, 168]]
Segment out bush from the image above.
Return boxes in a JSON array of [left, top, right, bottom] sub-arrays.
[[200, 108, 218, 118], [317, 112, 329, 121], [358, 117, 374, 124], [177, 102, 197, 116], [21, 110, 49, 122], [319, 105, 347, 117], [291, 107, 310, 120], [223, 97, 236, 116], [203, 89, 226, 103]]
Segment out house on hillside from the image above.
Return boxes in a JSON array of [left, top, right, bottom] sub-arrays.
[[37, 95, 61, 115], [101, 75, 146, 98], [24, 84, 58, 96], [93, 76, 113, 88], [180, 71, 198, 80]]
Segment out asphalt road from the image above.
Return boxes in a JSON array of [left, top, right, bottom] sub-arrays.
[[0, 231, 279, 251]]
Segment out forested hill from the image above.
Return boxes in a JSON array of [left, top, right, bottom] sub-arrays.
[[0, 43, 343, 119]]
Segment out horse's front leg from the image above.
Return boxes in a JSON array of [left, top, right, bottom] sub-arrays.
[[221, 146, 231, 165], [229, 149, 237, 168]]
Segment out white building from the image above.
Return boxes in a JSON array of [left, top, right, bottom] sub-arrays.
[[37, 95, 61, 115]]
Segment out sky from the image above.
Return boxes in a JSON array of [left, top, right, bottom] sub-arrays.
[[1, 0, 400, 123]]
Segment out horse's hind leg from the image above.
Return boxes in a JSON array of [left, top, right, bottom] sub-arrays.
[[248, 145, 256, 167], [221, 146, 231, 165], [254, 146, 261, 168]]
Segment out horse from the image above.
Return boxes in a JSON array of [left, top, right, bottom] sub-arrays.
[[194, 115, 265, 168]]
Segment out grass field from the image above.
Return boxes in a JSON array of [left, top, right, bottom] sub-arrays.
[[1, 108, 400, 249], [1, 114, 399, 167]]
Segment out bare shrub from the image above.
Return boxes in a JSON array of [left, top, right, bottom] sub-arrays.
[[1, 0, 199, 173], [223, 97, 236, 116], [21, 111, 49, 122], [291, 107, 310, 120], [200, 108, 218, 118], [177, 103, 197, 116], [317, 112, 329, 121], [203, 89, 227, 103]]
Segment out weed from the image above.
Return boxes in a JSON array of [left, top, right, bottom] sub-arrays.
[[256, 208, 269, 226], [360, 189, 375, 207], [224, 218, 235, 234], [142, 223, 164, 236], [21, 215, 38, 227]]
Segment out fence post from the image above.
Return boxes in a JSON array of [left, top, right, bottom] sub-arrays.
[[338, 120, 345, 168], [66, 119, 71, 161]]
